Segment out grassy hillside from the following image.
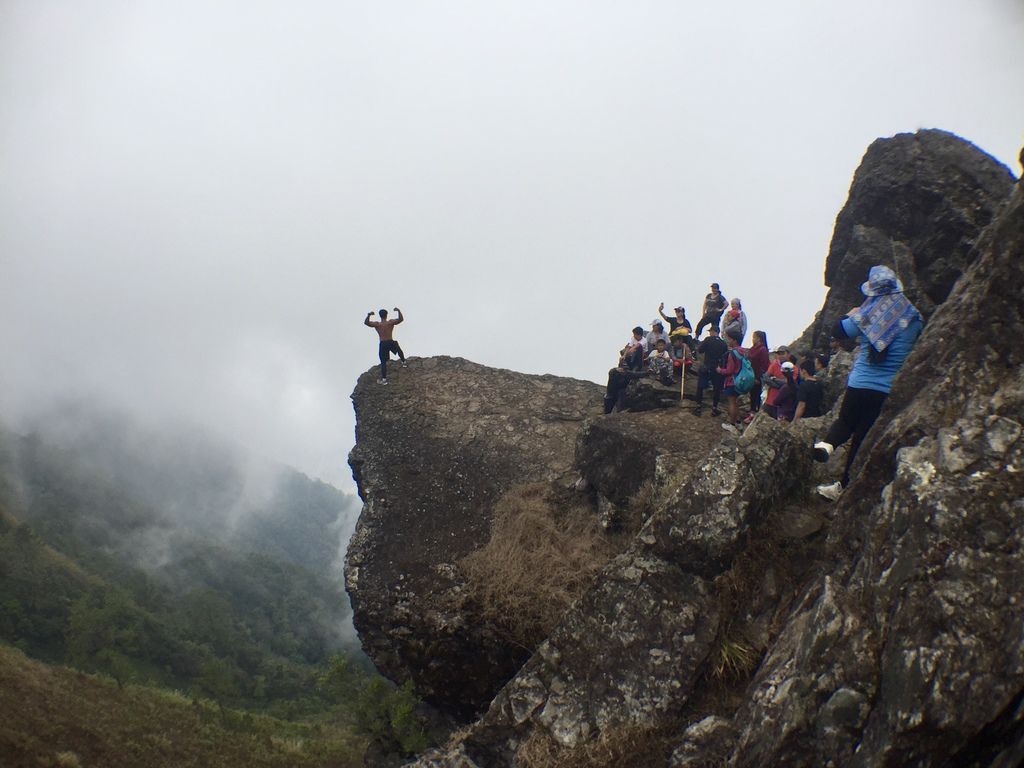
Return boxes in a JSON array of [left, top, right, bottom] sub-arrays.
[[0, 644, 363, 768]]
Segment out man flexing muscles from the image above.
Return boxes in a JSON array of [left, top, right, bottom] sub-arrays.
[[364, 308, 406, 384]]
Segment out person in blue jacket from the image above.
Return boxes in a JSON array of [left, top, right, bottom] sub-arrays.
[[813, 265, 923, 500]]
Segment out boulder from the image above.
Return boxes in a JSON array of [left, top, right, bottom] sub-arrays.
[[795, 129, 1014, 353], [669, 716, 738, 768], [574, 406, 727, 521], [346, 356, 603, 718]]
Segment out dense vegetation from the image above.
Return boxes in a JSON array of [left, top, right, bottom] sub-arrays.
[[0, 409, 438, 763]]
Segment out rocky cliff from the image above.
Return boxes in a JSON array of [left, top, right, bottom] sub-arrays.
[[795, 129, 1014, 353], [346, 131, 1023, 767]]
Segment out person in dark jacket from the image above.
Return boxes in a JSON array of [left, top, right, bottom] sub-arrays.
[[773, 361, 798, 421], [693, 326, 727, 416], [792, 358, 824, 423]]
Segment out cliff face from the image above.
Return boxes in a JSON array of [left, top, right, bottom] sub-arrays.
[[795, 129, 1014, 352], [346, 131, 1024, 767], [728, 176, 1024, 768]]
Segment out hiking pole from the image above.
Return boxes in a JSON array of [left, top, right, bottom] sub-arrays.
[[680, 348, 687, 407]]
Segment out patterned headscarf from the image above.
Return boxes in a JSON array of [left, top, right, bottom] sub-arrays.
[[850, 265, 921, 352]]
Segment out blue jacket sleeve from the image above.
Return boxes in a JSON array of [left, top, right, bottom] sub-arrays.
[[833, 316, 858, 339]]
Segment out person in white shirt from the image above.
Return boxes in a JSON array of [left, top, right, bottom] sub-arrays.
[[645, 320, 671, 352]]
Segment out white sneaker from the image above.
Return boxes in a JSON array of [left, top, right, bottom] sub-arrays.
[[813, 441, 834, 463], [816, 481, 843, 501], [378, 377, 388, 385], [721, 423, 739, 435], [401, 361, 407, 368]]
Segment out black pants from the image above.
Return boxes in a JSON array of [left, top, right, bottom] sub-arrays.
[[825, 387, 888, 487], [694, 368, 724, 409], [750, 380, 763, 412], [379, 340, 404, 378], [694, 311, 723, 338], [604, 368, 644, 413]]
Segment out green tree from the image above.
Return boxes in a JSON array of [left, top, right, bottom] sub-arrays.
[[65, 590, 143, 687]]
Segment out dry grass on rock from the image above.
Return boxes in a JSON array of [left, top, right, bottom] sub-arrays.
[[459, 483, 619, 650]]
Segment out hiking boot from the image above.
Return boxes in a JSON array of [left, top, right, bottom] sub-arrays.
[[813, 441, 834, 463], [816, 481, 843, 501], [378, 377, 388, 385], [693, 405, 703, 416], [711, 408, 721, 417], [401, 361, 408, 368]]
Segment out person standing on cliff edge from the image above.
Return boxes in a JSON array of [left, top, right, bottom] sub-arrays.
[[812, 265, 922, 500], [365, 308, 405, 384]]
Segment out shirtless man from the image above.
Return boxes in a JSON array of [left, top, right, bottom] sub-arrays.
[[364, 308, 405, 384]]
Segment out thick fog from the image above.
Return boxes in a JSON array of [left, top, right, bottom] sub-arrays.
[[2, 1, 1022, 490]]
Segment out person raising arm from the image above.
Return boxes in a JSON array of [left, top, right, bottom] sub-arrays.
[[365, 307, 407, 384]]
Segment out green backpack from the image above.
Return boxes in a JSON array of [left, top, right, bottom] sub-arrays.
[[732, 349, 755, 395]]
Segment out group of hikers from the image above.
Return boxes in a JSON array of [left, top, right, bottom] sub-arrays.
[[601, 267, 922, 500], [364, 265, 922, 502]]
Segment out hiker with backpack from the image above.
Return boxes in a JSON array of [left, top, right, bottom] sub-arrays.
[[812, 265, 923, 500], [716, 328, 754, 431]]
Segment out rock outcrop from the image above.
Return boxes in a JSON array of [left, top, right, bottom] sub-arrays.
[[796, 129, 1014, 352], [727, 171, 1024, 768], [346, 357, 603, 718], [346, 131, 1024, 768], [411, 419, 824, 765]]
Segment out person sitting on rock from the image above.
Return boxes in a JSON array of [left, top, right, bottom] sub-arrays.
[[669, 329, 693, 376], [364, 307, 406, 384], [658, 303, 692, 337], [720, 297, 748, 344], [716, 328, 747, 430], [603, 326, 648, 413], [772, 361, 799, 421], [694, 283, 728, 339], [693, 325, 727, 417], [645, 320, 671, 354], [761, 345, 789, 418], [792, 358, 824, 423], [812, 265, 923, 500], [646, 338, 675, 386]]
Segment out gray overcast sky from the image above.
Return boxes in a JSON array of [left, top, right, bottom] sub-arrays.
[[2, 1, 1022, 490]]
